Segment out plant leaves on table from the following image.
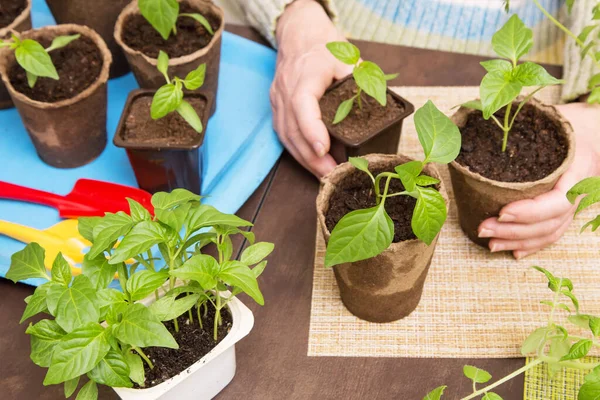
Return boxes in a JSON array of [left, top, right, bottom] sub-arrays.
[[125, 270, 169, 301], [170, 254, 220, 289], [491, 14, 533, 64], [15, 39, 58, 79], [51, 253, 72, 286], [51, 275, 99, 333], [110, 221, 167, 264], [87, 350, 132, 388], [423, 385, 446, 400], [353, 61, 387, 106], [138, 0, 179, 40], [150, 293, 200, 321], [512, 62, 562, 86], [75, 380, 98, 400], [394, 161, 423, 192], [561, 339, 593, 361], [26, 319, 66, 368], [412, 186, 447, 246], [89, 212, 134, 258], [185, 205, 253, 232], [82, 255, 117, 291], [124, 351, 145, 386], [6, 242, 49, 282], [480, 72, 521, 119], [183, 63, 206, 90], [463, 365, 492, 383], [240, 242, 274, 265], [414, 100, 461, 164], [219, 260, 264, 305], [325, 41, 360, 65], [113, 303, 178, 349]]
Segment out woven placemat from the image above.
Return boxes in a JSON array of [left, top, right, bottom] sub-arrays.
[[525, 357, 600, 400], [308, 86, 600, 358]]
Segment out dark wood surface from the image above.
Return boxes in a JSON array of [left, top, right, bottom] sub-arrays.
[[0, 25, 563, 400]]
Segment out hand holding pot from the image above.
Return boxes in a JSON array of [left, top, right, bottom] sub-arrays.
[[478, 102, 600, 259], [271, 0, 351, 177]]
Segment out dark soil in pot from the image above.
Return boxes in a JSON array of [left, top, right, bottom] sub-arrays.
[[0, 0, 26, 28], [8, 34, 103, 102], [456, 103, 569, 182], [138, 307, 232, 388]]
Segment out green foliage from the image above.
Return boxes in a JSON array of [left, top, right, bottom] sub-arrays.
[[568, 177, 600, 233], [325, 101, 459, 267], [423, 386, 446, 400], [151, 51, 205, 133], [326, 41, 396, 124], [463, 365, 492, 383], [138, 0, 214, 40]]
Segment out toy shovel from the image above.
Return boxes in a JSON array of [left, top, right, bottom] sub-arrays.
[[0, 179, 154, 218]]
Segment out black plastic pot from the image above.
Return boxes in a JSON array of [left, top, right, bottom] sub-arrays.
[[113, 89, 213, 194]]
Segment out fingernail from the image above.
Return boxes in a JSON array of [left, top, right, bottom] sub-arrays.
[[514, 251, 525, 260], [490, 243, 503, 253], [478, 228, 494, 238], [498, 213, 516, 222], [313, 142, 326, 157]]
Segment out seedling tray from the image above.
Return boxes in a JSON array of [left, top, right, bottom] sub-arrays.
[[0, 0, 282, 286]]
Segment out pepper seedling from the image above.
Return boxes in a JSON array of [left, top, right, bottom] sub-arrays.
[[151, 50, 205, 133], [325, 101, 461, 267], [461, 14, 562, 152], [325, 41, 398, 124], [138, 0, 214, 41], [567, 177, 600, 233], [0, 33, 79, 88]]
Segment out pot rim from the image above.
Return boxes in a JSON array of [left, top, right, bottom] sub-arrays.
[[0, 23, 112, 109], [112, 88, 213, 151], [449, 96, 576, 189], [0, 0, 31, 37], [323, 75, 416, 148], [316, 153, 449, 251], [114, 0, 225, 66]]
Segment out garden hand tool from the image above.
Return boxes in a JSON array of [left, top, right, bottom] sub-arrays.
[[0, 179, 154, 218]]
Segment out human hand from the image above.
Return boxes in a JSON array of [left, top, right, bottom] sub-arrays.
[[271, 0, 352, 177], [477, 102, 600, 259]]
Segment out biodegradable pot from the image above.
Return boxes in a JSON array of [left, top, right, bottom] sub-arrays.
[[46, 0, 130, 78], [0, 0, 32, 109], [322, 75, 415, 164], [113, 89, 213, 195], [113, 283, 255, 400], [316, 154, 448, 323], [449, 97, 576, 248], [114, 0, 224, 114], [0, 24, 112, 168]]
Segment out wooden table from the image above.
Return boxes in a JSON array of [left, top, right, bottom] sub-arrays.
[[0, 25, 562, 400]]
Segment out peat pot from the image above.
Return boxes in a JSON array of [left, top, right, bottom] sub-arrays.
[[449, 97, 575, 248], [320, 75, 415, 163], [316, 154, 448, 323], [0, 24, 112, 168]]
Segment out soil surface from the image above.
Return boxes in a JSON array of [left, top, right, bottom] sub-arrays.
[[122, 95, 205, 146], [325, 167, 433, 243], [456, 104, 569, 182], [320, 78, 405, 145], [139, 306, 232, 388], [9, 34, 103, 102], [0, 0, 26, 30], [122, 2, 221, 58]]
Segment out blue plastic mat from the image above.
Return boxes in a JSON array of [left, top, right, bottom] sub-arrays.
[[0, 0, 282, 286]]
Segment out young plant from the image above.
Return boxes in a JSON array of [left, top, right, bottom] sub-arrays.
[[325, 100, 461, 267], [325, 41, 398, 124], [0, 33, 79, 88], [567, 177, 600, 233], [138, 0, 214, 41], [151, 51, 205, 133], [462, 14, 562, 152], [423, 267, 600, 400]]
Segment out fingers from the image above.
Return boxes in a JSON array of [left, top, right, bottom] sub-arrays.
[[497, 187, 576, 224], [478, 214, 570, 241], [488, 217, 572, 255], [292, 78, 333, 157]]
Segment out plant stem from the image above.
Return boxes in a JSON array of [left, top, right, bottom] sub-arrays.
[[357, 87, 363, 110], [373, 172, 397, 204], [501, 102, 512, 152], [147, 250, 155, 272], [188, 307, 194, 323], [166, 247, 179, 332], [214, 294, 221, 341], [133, 346, 154, 370], [538, 355, 600, 370], [197, 304, 203, 329]]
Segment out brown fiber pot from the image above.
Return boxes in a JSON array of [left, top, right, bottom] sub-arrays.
[[114, 0, 224, 115], [0, 24, 112, 168], [45, 0, 130, 78], [316, 154, 449, 323], [0, 0, 32, 109], [449, 97, 575, 248]]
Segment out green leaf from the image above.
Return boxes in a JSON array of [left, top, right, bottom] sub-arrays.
[[89, 212, 134, 258], [414, 100, 462, 164], [126, 270, 169, 301], [562, 290, 580, 312], [156, 202, 191, 233], [252, 260, 267, 278], [578, 25, 597, 44], [567, 177, 600, 212], [171, 254, 219, 289], [88, 350, 132, 388], [138, 0, 179, 40], [51, 252, 72, 286], [185, 205, 253, 232], [181, 13, 214, 35], [124, 351, 145, 386], [349, 157, 370, 174], [15, 39, 58, 79], [110, 221, 166, 264], [26, 319, 66, 367], [482, 393, 503, 400], [590, 317, 600, 337], [75, 380, 98, 400], [521, 327, 551, 355], [64, 377, 80, 398], [97, 288, 127, 319], [149, 293, 200, 321], [394, 160, 423, 192], [461, 99, 483, 111], [151, 189, 201, 210], [589, 73, 600, 90], [53, 275, 100, 333], [157, 50, 169, 81], [353, 61, 387, 106], [579, 380, 600, 400], [588, 87, 600, 104], [463, 365, 492, 383], [480, 59, 513, 75], [183, 63, 206, 90], [176, 100, 203, 133], [480, 72, 522, 119], [20, 283, 51, 323], [570, 314, 592, 329], [561, 339, 593, 361], [114, 303, 178, 349], [127, 198, 152, 222], [46, 34, 80, 52], [423, 386, 446, 400], [151, 83, 183, 119], [581, 215, 600, 233], [491, 14, 533, 64], [332, 97, 355, 124], [78, 217, 102, 243], [326, 41, 360, 65], [26, 71, 37, 88], [241, 242, 274, 265], [549, 336, 571, 361], [44, 322, 109, 385], [412, 186, 447, 245], [512, 62, 562, 86], [7, 242, 49, 283], [82, 254, 117, 290], [325, 204, 393, 267], [219, 260, 264, 305], [415, 175, 440, 187], [384, 72, 399, 81]]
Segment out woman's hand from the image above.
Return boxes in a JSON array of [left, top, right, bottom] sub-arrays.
[[478, 102, 600, 259], [271, 0, 352, 177]]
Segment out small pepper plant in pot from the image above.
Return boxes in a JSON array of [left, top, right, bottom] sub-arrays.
[[0, 24, 112, 168], [316, 101, 461, 323], [6, 188, 272, 400], [319, 42, 415, 163], [450, 14, 575, 249], [114, 51, 210, 194], [114, 0, 223, 115], [0, 0, 32, 109]]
